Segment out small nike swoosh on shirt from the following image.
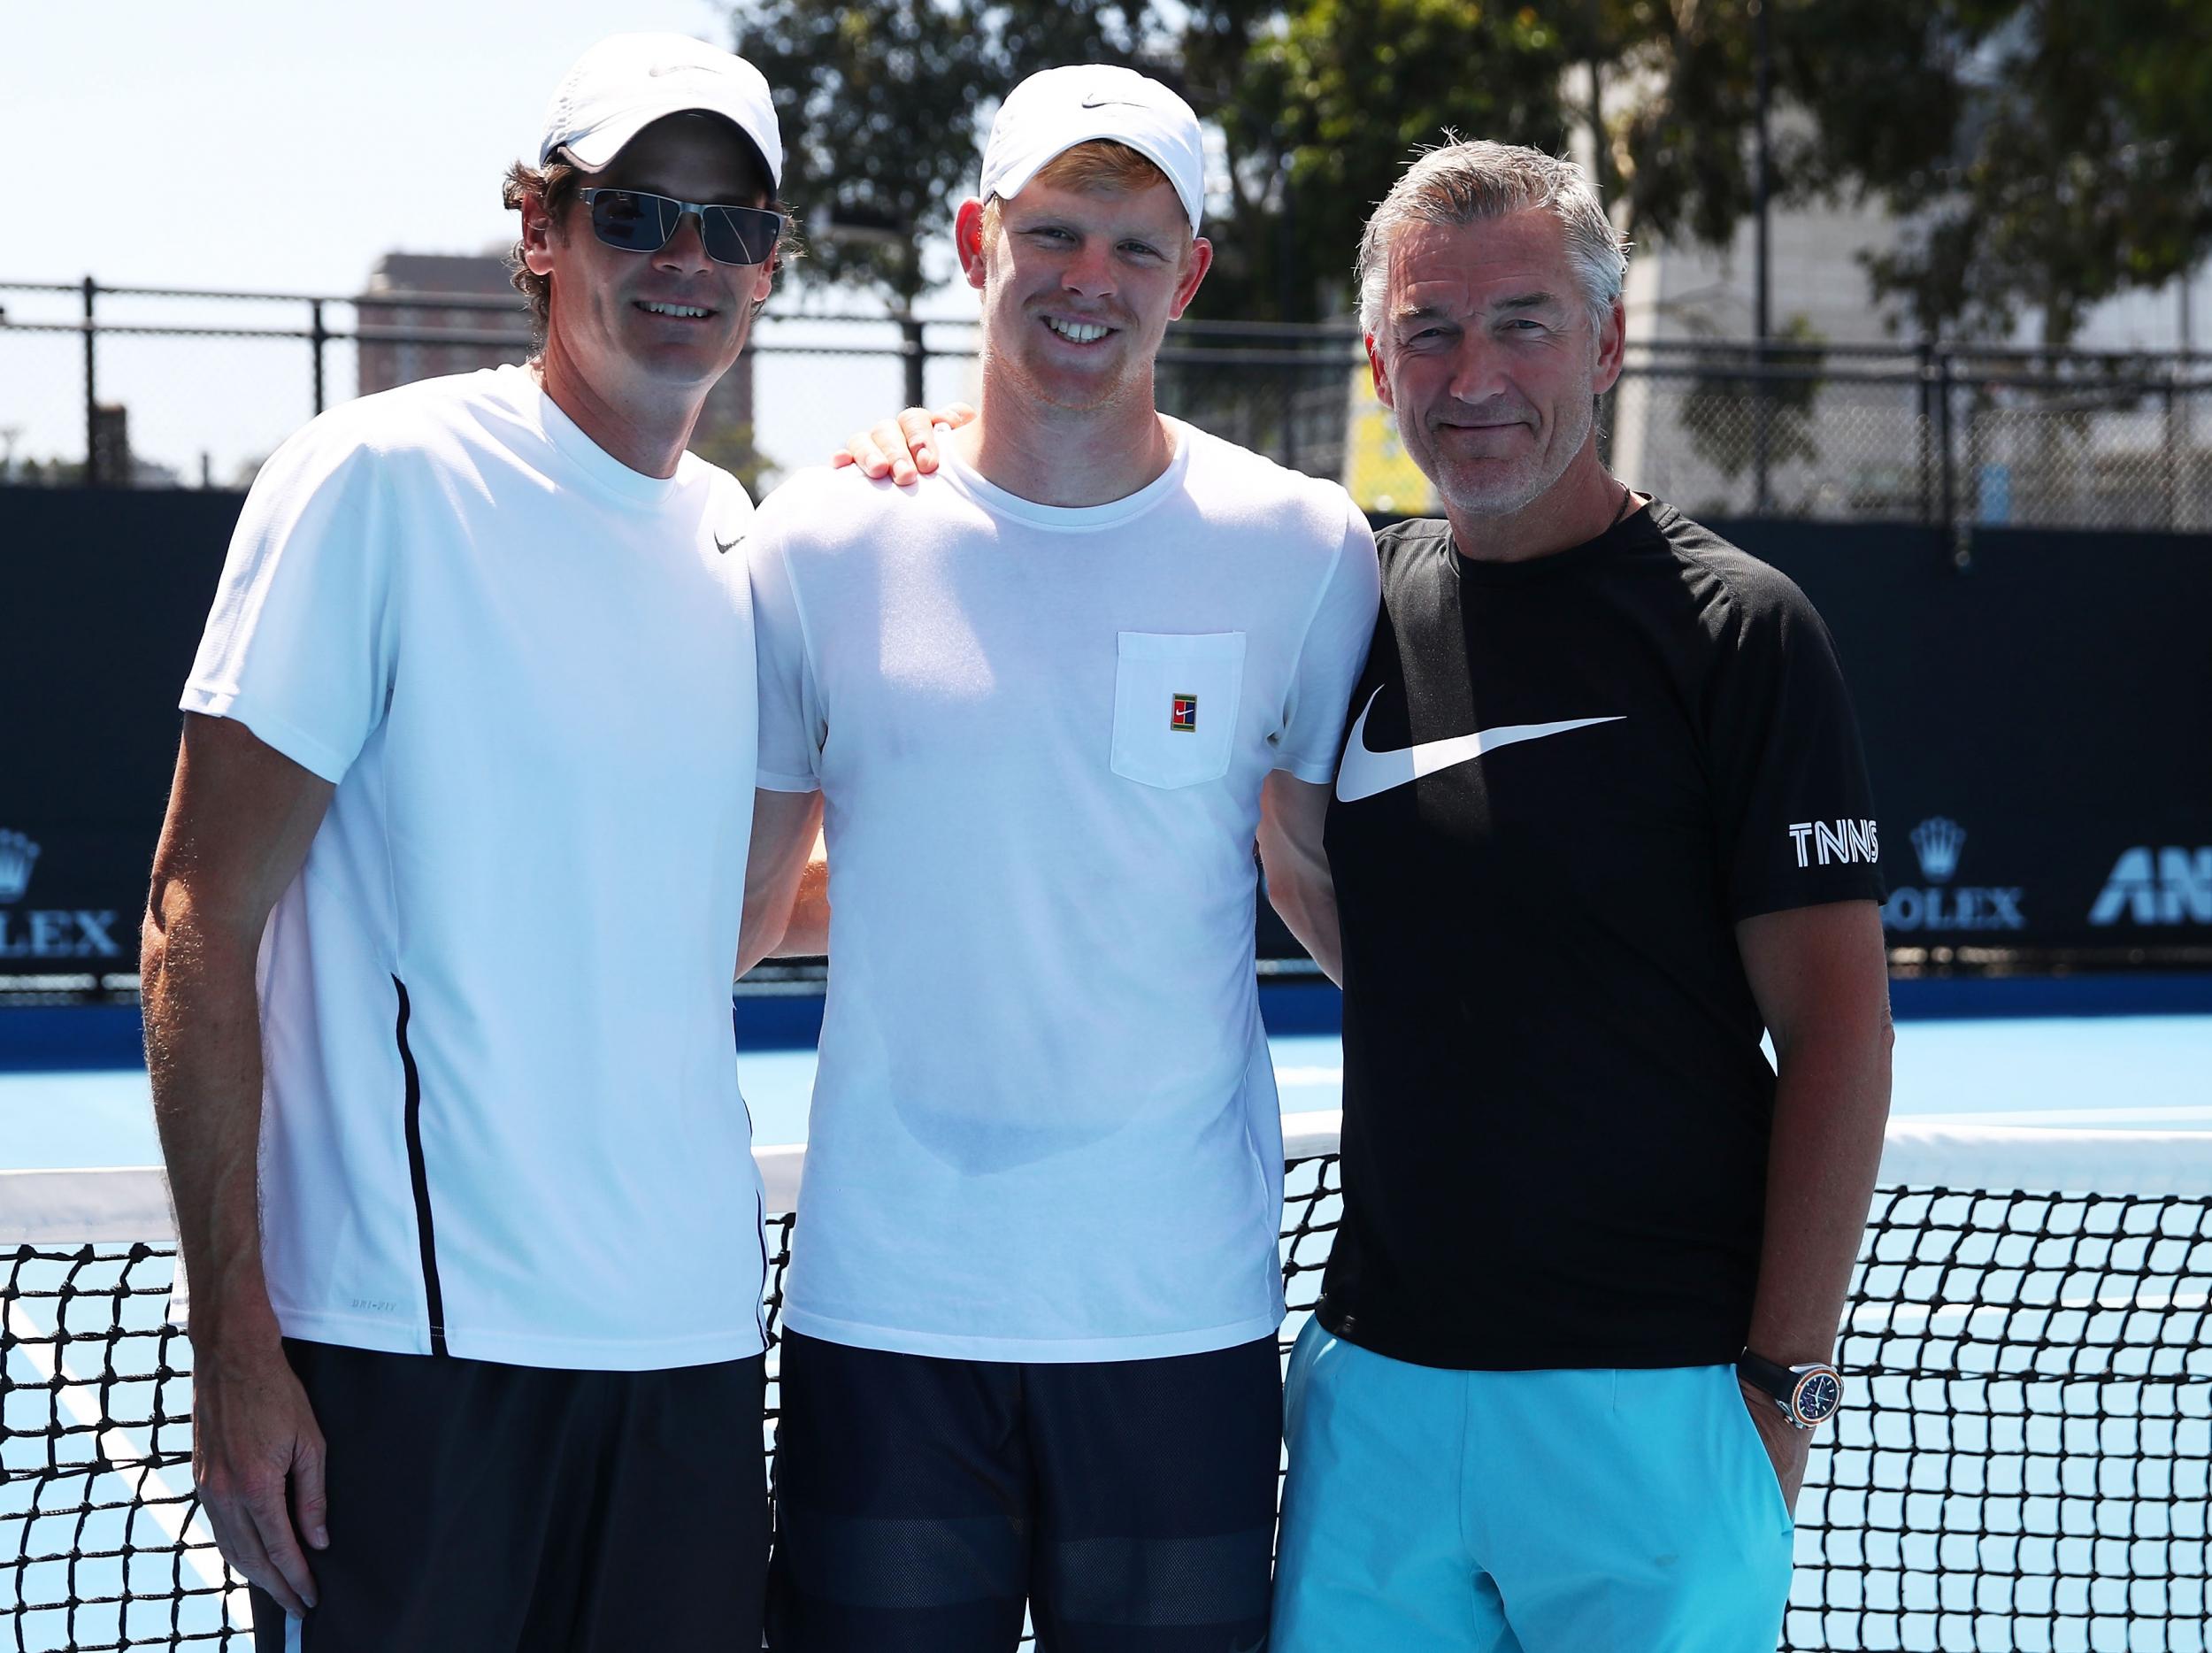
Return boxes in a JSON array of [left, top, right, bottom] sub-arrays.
[[1333, 687, 1624, 803], [715, 533, 747, 555]]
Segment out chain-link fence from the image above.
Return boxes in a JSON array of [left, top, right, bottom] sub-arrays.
[[4, 278, 2208, 530], [1616, 339, 2212, 532]]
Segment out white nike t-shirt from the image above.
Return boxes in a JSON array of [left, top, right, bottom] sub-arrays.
[[750, 425, 1379, 1360], [184, 365, 768, 1371]]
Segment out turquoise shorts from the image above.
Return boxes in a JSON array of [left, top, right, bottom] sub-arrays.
[[1274, 1319, 1796, 1652]]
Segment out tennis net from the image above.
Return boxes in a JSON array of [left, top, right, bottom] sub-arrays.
[[4, 1119, 2208, 1652]]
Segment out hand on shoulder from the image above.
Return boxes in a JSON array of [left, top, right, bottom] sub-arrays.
[[830, 404, 977, 486]]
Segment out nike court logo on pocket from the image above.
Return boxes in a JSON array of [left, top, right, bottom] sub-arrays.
[[1333, 687, 1624, 803]]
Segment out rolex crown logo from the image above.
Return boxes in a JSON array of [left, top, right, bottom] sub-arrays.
[[0, 830, 40, 904], [1909, 817, 1966, 884]]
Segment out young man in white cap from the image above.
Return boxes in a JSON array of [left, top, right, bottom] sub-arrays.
[[143, 34, 805, 1649], [741, 63, 1379, 1653]]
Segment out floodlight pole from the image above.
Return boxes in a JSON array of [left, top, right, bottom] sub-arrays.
[[2184, 265, 2198, 529], [1586, 0, 1609, 199], [896, 311, 926, 410], [82, 277, 99, 487], [1751, 0, 1774, 514]]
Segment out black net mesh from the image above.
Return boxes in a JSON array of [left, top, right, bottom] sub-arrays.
[[2, 1242, 217, 1651], [4, 1157, 2207, 1651], [1788, 1185, 2211, 1652]]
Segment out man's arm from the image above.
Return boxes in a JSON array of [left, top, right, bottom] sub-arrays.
[[738, 788, 824, 978], [142, 711, 335, 1618], [1258, 773, 1341, 986], [1734, 897, 1893, 1503]]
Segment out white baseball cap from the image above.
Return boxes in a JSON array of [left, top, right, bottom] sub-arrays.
[[539, 33, 784, 188], [979, 65, 1204, 232]]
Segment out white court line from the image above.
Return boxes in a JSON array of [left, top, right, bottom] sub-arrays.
[[1271, 1079, 2212, 1130], [1902, 1103, 2212, 1127], [4, 1293, 250, 1628]]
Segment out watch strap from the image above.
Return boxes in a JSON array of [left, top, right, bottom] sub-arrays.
[[1736, 1348, 1799, 1405]]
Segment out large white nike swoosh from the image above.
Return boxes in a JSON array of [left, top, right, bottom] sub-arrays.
[[1333, 687, 1624, 803]]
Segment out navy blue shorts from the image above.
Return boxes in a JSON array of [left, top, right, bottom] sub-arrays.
[[766, 1330, 1281, 1652], [249, 1338, 770, 1651]]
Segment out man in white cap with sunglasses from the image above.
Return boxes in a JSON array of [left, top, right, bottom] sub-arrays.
[[741, 63, 1378, 1653], [145, 34, 809, 1649]]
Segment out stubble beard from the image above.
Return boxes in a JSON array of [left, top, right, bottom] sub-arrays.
[[982, 329, 1150, 417], [1421, 390, 1594, 522]]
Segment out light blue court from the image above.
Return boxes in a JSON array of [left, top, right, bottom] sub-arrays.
[[4, 987, 2208, 1653], [5, 1010, 2208, 1170]]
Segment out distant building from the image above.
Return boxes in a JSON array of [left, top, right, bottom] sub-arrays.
[[356, 253, 530, 393], [355, 251, 759, 479], [88, 402, 133, 488]]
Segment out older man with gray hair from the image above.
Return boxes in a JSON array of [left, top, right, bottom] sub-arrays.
[[1262, 140, 1896, 1651]]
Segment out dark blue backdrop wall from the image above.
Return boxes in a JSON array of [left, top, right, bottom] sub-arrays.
[[1713, 519, 2212, 954], [4, 486, 2209, 980], [4, 488, 249, 980]]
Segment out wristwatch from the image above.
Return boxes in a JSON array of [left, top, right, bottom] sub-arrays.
[[1736, 1349, 1844, 1429]]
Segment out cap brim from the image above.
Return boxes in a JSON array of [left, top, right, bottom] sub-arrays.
[[551, 105, 779, 188], [987, 128, 1202, 231]]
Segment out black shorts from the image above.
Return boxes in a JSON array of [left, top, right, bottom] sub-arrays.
[[766, 1330, 1281, 1653], [250, 1338, 769, 1651]]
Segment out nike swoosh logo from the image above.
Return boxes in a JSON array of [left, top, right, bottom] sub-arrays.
[[1333, 687, 1624, 803], [714, 532, 746, 556], [1080, 95, 1148, 109]]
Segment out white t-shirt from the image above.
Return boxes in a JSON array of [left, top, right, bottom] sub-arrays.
[[750, 423, 1379, 1361], [183, 365, 768, 1372]]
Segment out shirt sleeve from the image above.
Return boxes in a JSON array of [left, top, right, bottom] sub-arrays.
[[1705, 566, 1886, 919], [180, 417, 397, 784], [746, 512, 825, 794], [1272, 497, 1382, 782]]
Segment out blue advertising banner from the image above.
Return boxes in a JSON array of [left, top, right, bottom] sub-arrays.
[[1713, 519, 2212, 955]]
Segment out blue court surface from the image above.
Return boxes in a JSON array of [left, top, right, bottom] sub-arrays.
[[4, 978, 2208, 1168]]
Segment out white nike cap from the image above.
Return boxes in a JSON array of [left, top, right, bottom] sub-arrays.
[[539, 33, 784, 188], [979, 65, 1204, 232]]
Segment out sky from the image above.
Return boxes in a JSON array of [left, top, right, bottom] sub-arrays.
[[0, 0, 972, 483], [6, 0, 736, 293]]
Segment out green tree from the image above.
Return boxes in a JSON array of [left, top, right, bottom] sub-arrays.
[[1203, 0, 1577, 319], [1187, 0, 1977, 319], [1596, 1, 1963, 252], [727, 0, 2212, 340], [730, 0, 1168, 306], [1857, 0, 2212, 345]]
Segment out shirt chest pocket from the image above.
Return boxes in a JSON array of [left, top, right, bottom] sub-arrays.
[[1109, 631, 1247, 789]]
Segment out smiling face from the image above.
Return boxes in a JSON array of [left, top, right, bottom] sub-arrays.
[[523, 112, 777, 419], [1368, 208, 1624, 520], [960, 168, 1211, 418]]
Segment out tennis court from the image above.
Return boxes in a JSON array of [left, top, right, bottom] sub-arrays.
[[3, 977, 2208, 1651]]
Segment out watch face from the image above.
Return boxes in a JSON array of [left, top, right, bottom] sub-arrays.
[[1794, 1370, 1842, 1424]]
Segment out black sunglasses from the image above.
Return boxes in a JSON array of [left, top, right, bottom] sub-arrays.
[[578, 188, 783, 267]]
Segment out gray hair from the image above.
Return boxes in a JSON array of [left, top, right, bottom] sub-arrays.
[[1354, 141, 1629, 336]]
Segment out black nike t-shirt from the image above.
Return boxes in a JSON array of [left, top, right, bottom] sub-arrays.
[[1318, 504, 1885, 1371]]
